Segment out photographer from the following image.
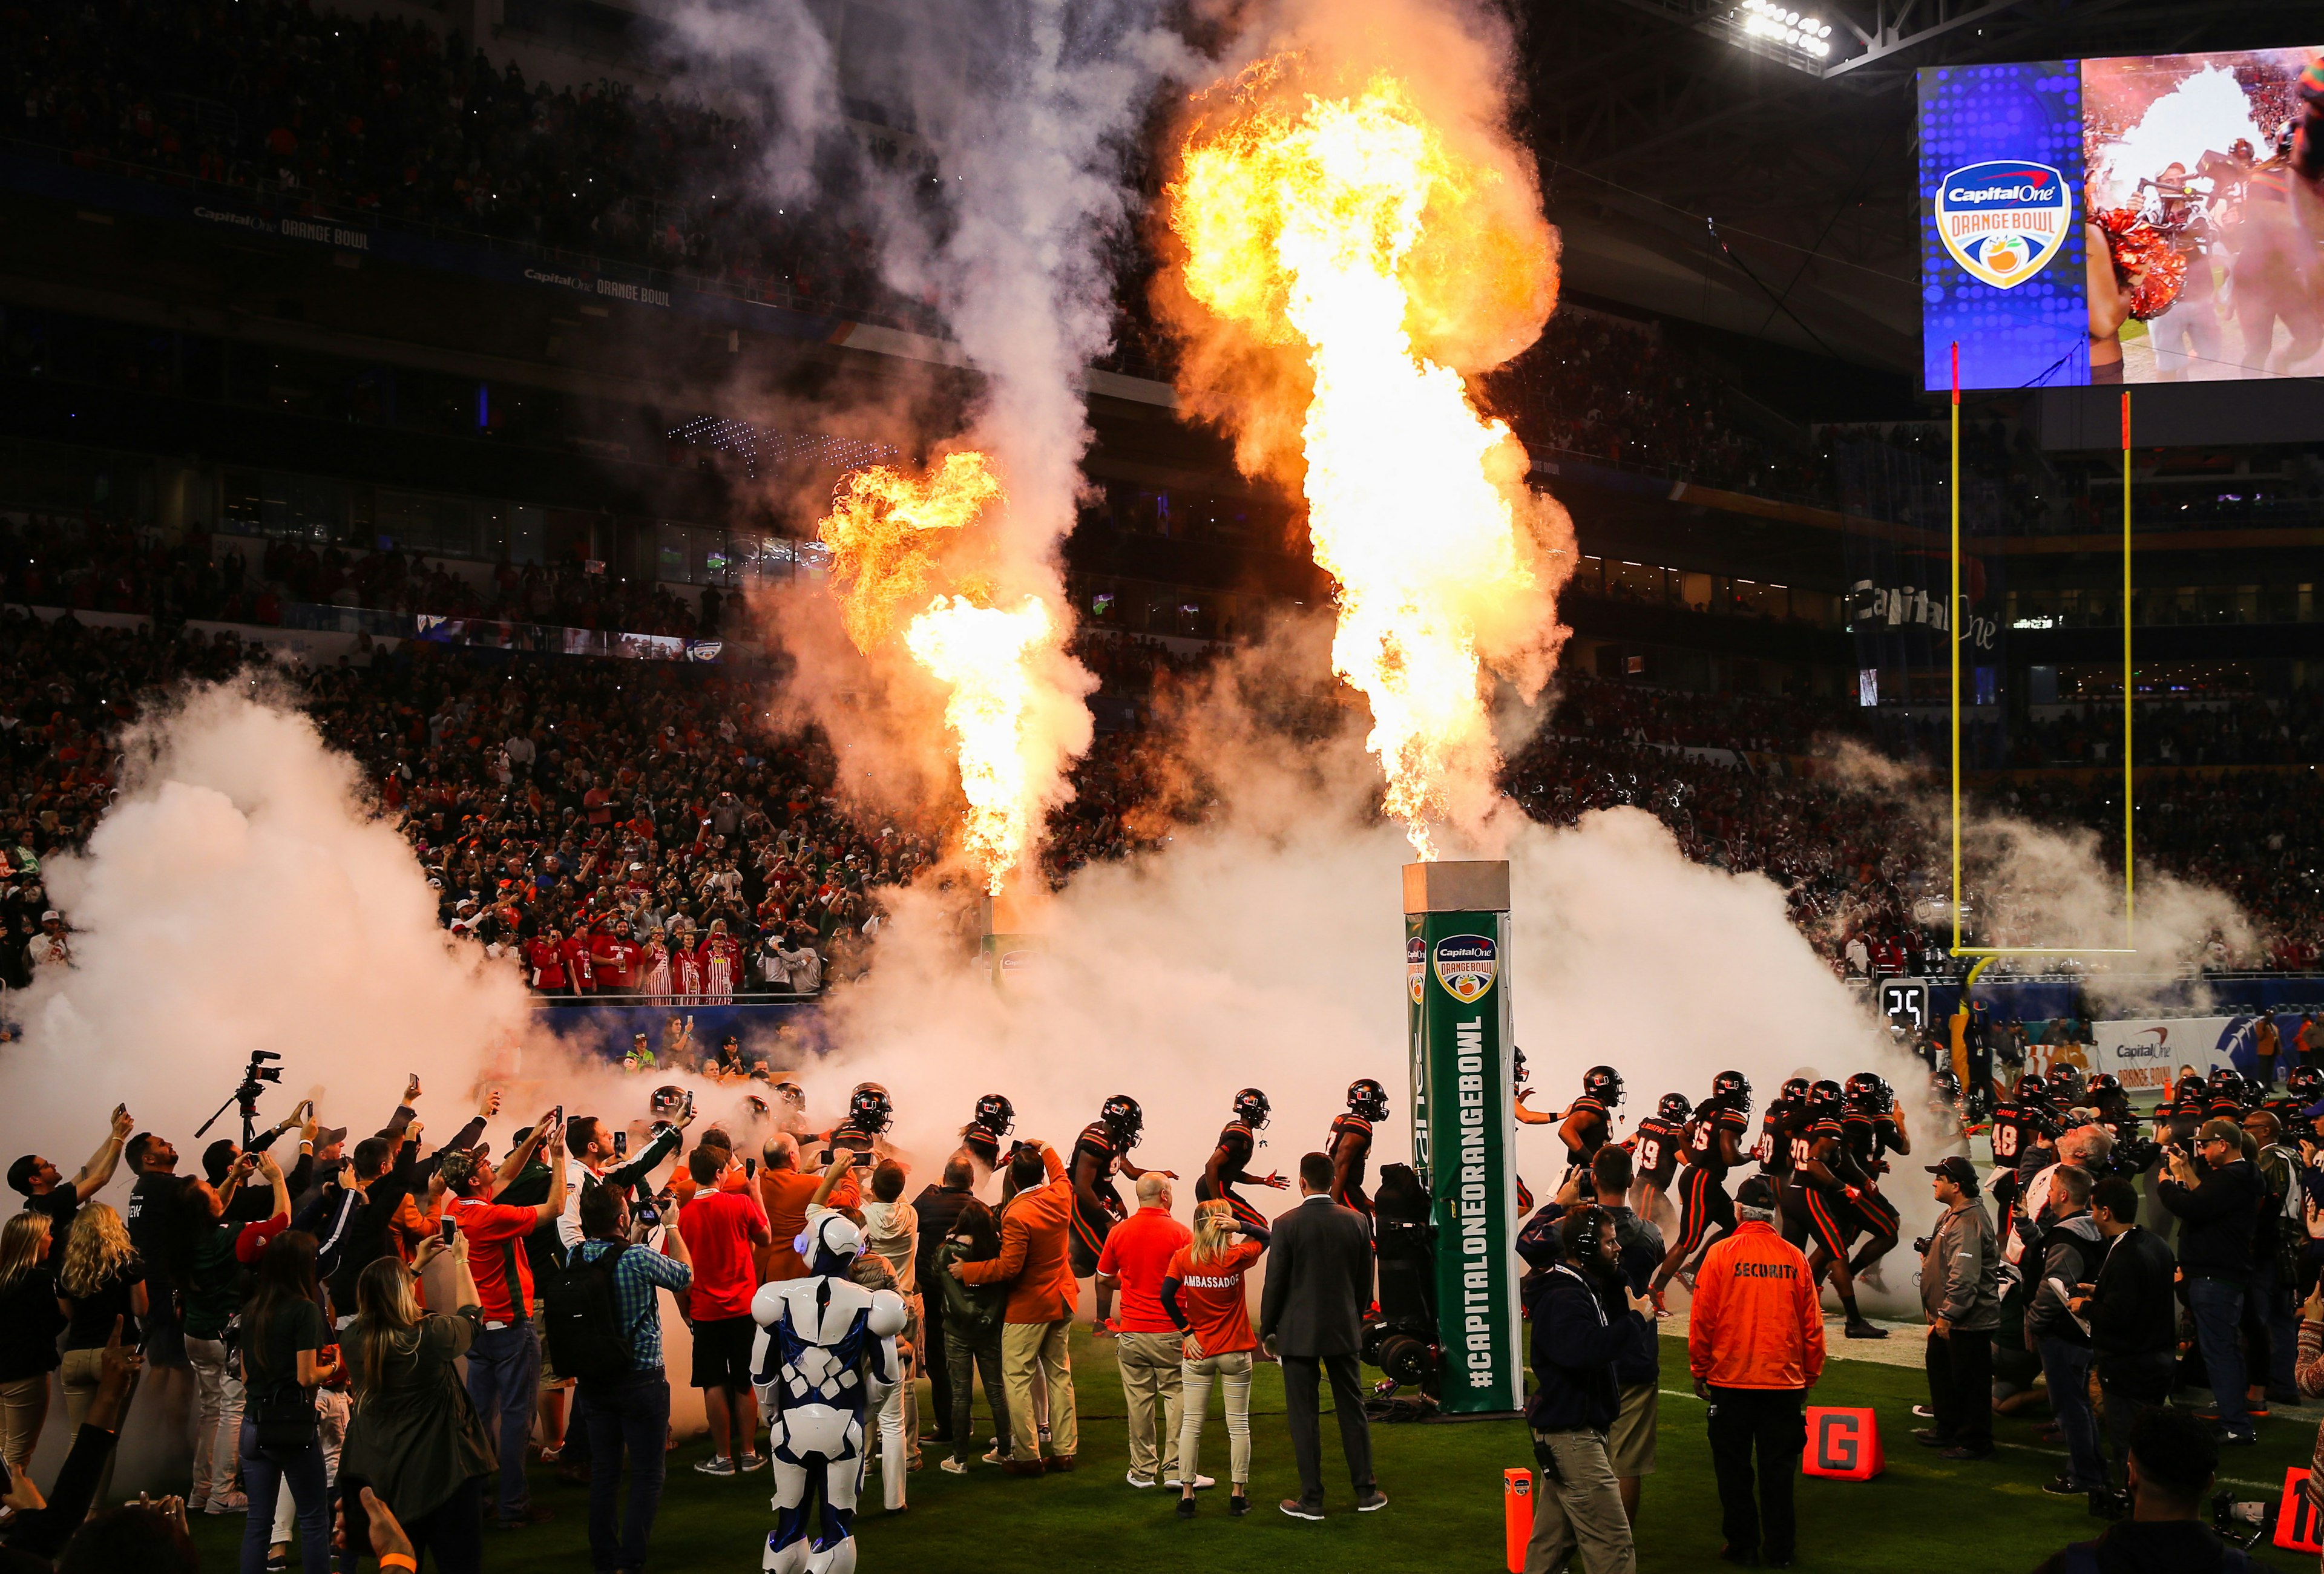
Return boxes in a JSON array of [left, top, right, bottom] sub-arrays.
[[441, 1115, 565, 1530], [1518, 1204, 1652, 1574], [173, 1148, 293, 1514], [2030, 1409, 2254, 1573], [7, 1104, 133, 1232], [566, 1180, 692, 1574], [2080, 1176, 2176, 1483], [2159, 1120, 2263, 1446]]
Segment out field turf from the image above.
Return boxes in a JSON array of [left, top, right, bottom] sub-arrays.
[[183, 1329, 2318, 1573]]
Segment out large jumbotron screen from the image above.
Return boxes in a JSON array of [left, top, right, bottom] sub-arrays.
[[1919, 47, 2319, 390]]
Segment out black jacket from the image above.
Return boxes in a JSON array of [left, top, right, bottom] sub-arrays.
[[911, 1184, 985, 1288], [2029, 1518, 2263, 1573], [1523, 1262, 1639, 1434], [2086, 1224, 2176, 1357], [1256, 1196, 1372, 1358], [2158, 1159, 2260, 1281]]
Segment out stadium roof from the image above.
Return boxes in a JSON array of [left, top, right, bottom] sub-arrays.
[[1525, 0, 2324, 371]]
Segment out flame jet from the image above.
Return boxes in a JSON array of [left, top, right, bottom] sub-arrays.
[[817, 453, 1055, 894], [1167, 66, 1570, 858]]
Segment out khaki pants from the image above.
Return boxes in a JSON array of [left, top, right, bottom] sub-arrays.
[[1523, 1428, 1636, 1574], [1178, 1350, 1253, 1487], [1000, 1320, 1075, 1460], [61, 1346, 137, 1510], [0, 1373, 48, 1474], [1114, 1331, 1183, 1482]]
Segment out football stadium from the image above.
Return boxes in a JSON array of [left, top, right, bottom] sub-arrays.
[[1, 0, 2323, 1570]]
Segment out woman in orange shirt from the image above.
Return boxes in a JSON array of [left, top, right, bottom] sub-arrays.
[[1161, 1199, 1270, 1519]]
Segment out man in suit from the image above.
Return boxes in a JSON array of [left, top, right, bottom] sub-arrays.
[[1259, 1150, 1388, 1521]]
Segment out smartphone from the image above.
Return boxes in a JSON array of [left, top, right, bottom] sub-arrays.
[[746, 1157, 757, 1178], [550, 1104, 563, 1130], [613, 1129, 629, 1158], [439, 1215, 458, 1245]]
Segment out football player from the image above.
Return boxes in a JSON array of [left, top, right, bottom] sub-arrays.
[[1786, 1081, 1887, 1339], [1986, 1073, 2050, 1217], [1650, 1070, 1753, 1303], [1560, 1066, 1624, 1172], [1330, 1079, 1388, 1219], [1839, 1073, 1908, 1288], [960, 1093, 1014, 1187], [1072, 1094, 1170, 1334], [1626, 1092, 1691, 1233], [1195, 1087, 1288, 1232], [821, 1083, 894, 1172]]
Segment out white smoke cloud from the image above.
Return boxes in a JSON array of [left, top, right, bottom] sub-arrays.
[[2089, 63, 2273, 211], [810, 705, 1939, 1309], [3, 684, 537, 1165]]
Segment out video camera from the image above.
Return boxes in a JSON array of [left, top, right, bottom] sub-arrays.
[[1362, 1164, 1442, 1408], [2209, 1490, 2271, 1548], [198, 1049, 285, 1144]]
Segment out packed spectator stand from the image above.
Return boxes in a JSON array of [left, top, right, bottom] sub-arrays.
[[4, 0, 925, 329], [0, 602, 940, 1003]]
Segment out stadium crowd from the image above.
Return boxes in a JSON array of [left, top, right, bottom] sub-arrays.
[[3, 0, 922, 326], [0, 606, 936, 1002], [1489, 313, 1833, 500], [0, 554, 2318, 994]]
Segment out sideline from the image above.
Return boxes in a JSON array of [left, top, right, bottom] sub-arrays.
[[1655, 1386, 2280, 1494]]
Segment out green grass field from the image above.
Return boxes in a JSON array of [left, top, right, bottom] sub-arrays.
[[182, 1330, 2317, 1573]]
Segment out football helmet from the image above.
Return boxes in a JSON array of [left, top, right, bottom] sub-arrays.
[[1779, 1077, 1812, 1104], [1347, 1078, 1391, 1121], [1232, 1087, 1272, 1130], [971, 1092, 1015, 1138], [2012, 1072, 2049, 1104], [1711, 1069, 1753, 1113], [1100, 1093, 1144, 1147], [1583, 1066, 1625, 1107], [847, 1082, 893, 1138], [1656, 1092, 1694, 1124]]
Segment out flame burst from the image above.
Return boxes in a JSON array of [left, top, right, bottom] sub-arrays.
[[1170, 72, 1555, 859], [904, 595, 1054, 891], [818, 454, 1049, 893], [817, 453, 1005, 649]]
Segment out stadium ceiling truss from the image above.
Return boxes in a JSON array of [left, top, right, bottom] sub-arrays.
[[1526, 0, 2324, 359]]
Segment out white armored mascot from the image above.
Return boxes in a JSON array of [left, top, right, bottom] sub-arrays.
[[751, 1209, 906, 1573]]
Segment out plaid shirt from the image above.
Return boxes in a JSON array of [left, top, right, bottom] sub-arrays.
[[570, 1238, 691, 1372]]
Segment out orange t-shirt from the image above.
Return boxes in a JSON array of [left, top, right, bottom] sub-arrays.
[[756, 1167, 861, 1280], [1163, 1238, 1264, 1356]]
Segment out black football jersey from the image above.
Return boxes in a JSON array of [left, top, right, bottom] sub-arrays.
[[1683, 1101, 1751, 1176], [1630, 1116, 1684, 1185], [1756, 1104, 1801, 1178], [1563, 1095, 1612, 1159], [1328, 1113, 1372, 1190], [1073, 1121, 1121, 1194]]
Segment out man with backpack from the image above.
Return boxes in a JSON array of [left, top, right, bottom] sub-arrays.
[[551, 1108, 690, 1484], [929, 1158, 1011, 1474], [550, 1179, 693, 1574]]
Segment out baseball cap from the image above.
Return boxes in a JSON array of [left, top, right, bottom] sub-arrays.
[[2199, 1118, 2247, 1147], [1735, 1175, 1778, 1211], [39, 910, 57, 922], [1926, 1156, 1980, 1194], [317, 1126, 349, 1148]]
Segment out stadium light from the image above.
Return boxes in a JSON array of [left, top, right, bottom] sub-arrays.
[[1729, 0, 1833, 64]]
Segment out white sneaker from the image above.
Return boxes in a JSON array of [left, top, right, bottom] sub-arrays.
[[940, 1458, 969, 1475], [1167, 1474, 1217, 1490], [1126, 1472, 1157, 1489]]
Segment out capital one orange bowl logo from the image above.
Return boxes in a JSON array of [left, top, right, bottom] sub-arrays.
[[1935, 160, 2069, 289]]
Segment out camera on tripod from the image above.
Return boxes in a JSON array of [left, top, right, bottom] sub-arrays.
[[197, 1049, 286, 1144]]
